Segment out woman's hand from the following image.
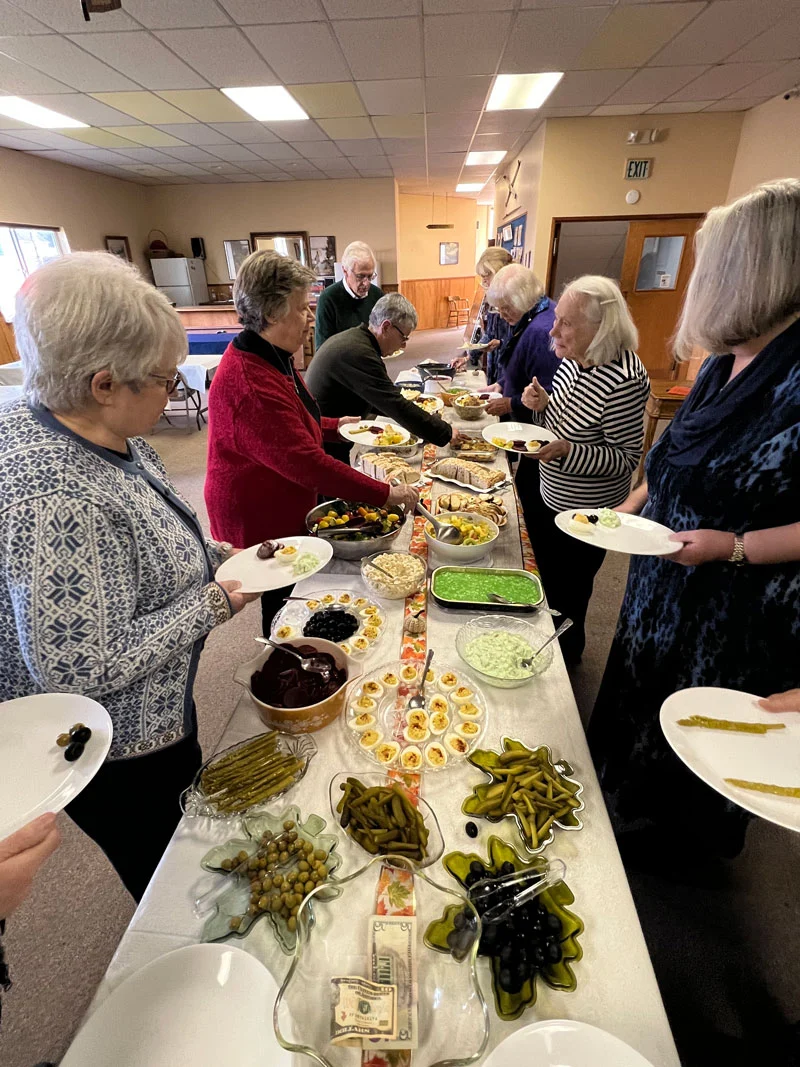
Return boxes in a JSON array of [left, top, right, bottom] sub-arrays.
[[521, 377, 549, 412], [387, 484, 419, 511], [0, 813, 60, 920], [616, 481, 648, 515], [486, 396, 512, 416], [483, 382, 502, 393], [536, 439, 570, 463], [486, 339, 502, 351], [759, 689, 800, 713], [218, 579, 261, 614], [666, 529, 735, 566], [450, 357, 467, 372], [450, 427, 463, 445], [337, 415, 361, 429]]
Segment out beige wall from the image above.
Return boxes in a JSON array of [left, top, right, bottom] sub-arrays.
[[397, 193, 478, 281], [727, 95, 800, 201], [494, 123, 545, 267], [146, 177, 399, 286], [0, 147, 151, 274]]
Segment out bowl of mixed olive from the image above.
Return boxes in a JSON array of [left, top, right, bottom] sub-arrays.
[[306, 498, 407, 560]]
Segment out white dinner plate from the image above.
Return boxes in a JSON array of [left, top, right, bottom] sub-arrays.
[[414, 394, 445, 414], [554, 509, 677, 556], [481, 422, 558, 453], [483, 1019, 655, 1067], [61, 943, 293, 1067], [661, 687, 800, 832], [0, 693, 112, 840], [339, 417, 411, 445], [215, 536, 332, 594]]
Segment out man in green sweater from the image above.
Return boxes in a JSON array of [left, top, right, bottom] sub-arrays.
[[306, 293, 456, 462], [314, 240, 383, 348]]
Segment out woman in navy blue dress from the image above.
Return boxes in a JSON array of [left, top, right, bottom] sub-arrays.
[[589, 179, 800, 859]]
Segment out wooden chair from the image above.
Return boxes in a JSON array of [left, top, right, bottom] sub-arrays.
[[446, 295, 470, 328], [634, 378, 691, 485]]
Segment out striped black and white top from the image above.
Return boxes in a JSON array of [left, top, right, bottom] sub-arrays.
[[530, 350, 650, 511]]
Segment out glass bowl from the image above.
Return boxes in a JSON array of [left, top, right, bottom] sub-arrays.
[[424, 512, 499, 565], [329, 771, 445, 869], [455, 614, 554, 688], [360, 550, 427, 601], [273, 854, 490, 1067]]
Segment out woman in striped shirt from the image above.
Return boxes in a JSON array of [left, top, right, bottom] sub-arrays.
[[515, 276, 650, 664]]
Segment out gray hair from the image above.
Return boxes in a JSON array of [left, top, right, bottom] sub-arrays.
[[560, 275, 639, 367], [369, 293, 418, 334], [674, 178, 800, 360], [234, 249, 315, 333], [475, 246, 512, 278], [341, 240, 376, 271], [486, 264, 545, 318], [15, 251, 187, 413]]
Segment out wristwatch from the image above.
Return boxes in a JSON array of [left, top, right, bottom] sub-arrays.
[[728, 534, 747, 566]]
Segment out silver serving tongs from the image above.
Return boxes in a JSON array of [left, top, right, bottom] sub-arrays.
[[475, 858, 567, 926]]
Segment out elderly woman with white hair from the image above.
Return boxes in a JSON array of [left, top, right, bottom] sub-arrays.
[[589, 179, 800, 865], [314, 239, 383, 348], [482, 264, 560, 418], [0, 252, 258, 901], [516, 275, 649, 663]]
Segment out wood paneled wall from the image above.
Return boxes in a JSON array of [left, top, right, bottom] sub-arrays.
[[399, 276, 480, 331], [0, 316, 17, 365]]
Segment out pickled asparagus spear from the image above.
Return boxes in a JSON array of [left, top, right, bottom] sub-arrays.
[[677, 715, 785, 734], [724, 778, 800, 798]]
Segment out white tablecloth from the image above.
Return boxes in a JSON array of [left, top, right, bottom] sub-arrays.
[[0, 360, 22, 385]]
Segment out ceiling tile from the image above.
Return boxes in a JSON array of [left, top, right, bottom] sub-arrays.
[[220, 0, 326, 20], [91, 91, 194, 123], [198, 160, 246, 172], [336, 138, 384, 155], [500, 6, 611, 73], [474, 109, 536, 134], [18, 0, 139, 33], [356, 165, 393, 176], [294, 140, 343, 158], [577, 3, 703, 69], [669, 62, 782, 102], [261, 119, 329, 140], [372, 115, 425, 138], [725, 58, 800, 101], [592, 103, 651, 115], [469, 131, 513, 149], [0, 131, 51, 149], [202, 143, 261, 160], [208, 121, 279, 141], [427, 150, 465, 168], [245, 159, 284, 172], [157, 89, 249, 121], [245, 23, 351, 83], [429, 134, 472, 152], [158, 145, 221, 161], [155, 122, 232, 144], [425, 111, 479, 137], [11, 129, 102, 149], [290, 82, 366, 119], [101, 125, 187, 146], [318, 159, 359, 175], [358, 79, 424, 116], [347, 153, 389, 167], [68, 32, 209, 90], [154, 28, 278, 87], [424, 13, 512, 76], [323, 0, 420, 14], [118, 163, 174, 176], [0, 53, 70, 93], [0, 1, 49, 34], [544, 68, 636, 107], [221, 172, 261, 182], [242, 141, 303, 160], [538, 104, 600, 117], [424, 0, 513, 10], [123, 0, 231, 28], [332, 18, 422, 80], [424, 76, 491, 113], [702, 98, 768, 111], [158, 162, 211, 175], [111, 146, 180, 161], [654, 0, 796, 66], [22, 93, 137, 126], [0, 33, 139, 91], [647, 100, 715, 113], [277, 160, 323, 174], [60, 127, 140, 147], [606, 65, 709, 104], [726, 11, 800, 63], [381, 137, 425, 154], [317, 116, 375, 139]]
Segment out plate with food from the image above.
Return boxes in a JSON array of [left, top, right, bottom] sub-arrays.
[[0, 693, 112, 839], [429, 458, 510, 494], [436, 491, 507, 527], [660, 687, 800, 833], [449, 435, 498, 462], [215, 536, 332, 594], [554, 509, 677, 555], [413, 394, 445, 414], [357, 450, 421, 485], [339, 418, 410, 446], [342, 659, 489, 772], [482, 423, 558, 454], [270, 589, 388, 657]]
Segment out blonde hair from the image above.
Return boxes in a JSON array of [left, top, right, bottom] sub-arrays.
[[476, 246, 512, 278], [559, 275, 638, 367], [487, 264, 544, 318], [674, 178, 800, 359]]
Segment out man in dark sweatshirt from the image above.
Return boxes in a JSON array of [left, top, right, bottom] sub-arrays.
[[314, 240, 383, 349], [306, 293, 456, 462]]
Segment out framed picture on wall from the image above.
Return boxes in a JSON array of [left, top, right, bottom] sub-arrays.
[[309, 235, 336, 280], [224, 238, 251, 280], [105, 235, 131, 262], [439, 241, 459, 266]]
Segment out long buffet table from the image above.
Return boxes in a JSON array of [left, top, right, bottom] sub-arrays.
[[81, 371, 679, 1066]]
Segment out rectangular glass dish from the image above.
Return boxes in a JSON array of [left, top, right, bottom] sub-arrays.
[[430, 567, 544, 613]]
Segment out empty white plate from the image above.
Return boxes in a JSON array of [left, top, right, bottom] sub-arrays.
[[214, 535, 332, 594], [555, 509, 677, 556], [61, 943, 293, 1067], [0, 693, 112, 840], [661, 687, 800, 832], [483, 1019, 655, 1066]]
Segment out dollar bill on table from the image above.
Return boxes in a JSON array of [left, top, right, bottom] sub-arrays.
[[330, 977, 398, 1046], [367, 915, 419, 1050]]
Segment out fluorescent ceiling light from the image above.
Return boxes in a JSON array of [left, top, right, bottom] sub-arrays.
[[221, 86, 308, 122], [487, 73, 563, 111], [0, 96, 88, 128], [465, 150, 505, 166], [456, 182, 485, 192]]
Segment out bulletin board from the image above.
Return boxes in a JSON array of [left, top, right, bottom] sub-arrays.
[[496, 213, 527, 264]]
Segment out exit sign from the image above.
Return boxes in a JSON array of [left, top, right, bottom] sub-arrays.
[[625, 158, 652, 180]]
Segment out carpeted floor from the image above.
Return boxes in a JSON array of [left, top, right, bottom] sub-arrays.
[[2, 327, 798, 1066]]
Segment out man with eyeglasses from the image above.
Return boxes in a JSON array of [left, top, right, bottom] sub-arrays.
[[314, 240, 383, 349], [306, 293, 456, 462]]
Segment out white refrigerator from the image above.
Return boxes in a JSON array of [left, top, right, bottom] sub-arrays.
[[151, 257, 209, 306]]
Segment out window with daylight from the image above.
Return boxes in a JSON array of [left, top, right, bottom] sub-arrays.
[[0, 225, 70, 322]]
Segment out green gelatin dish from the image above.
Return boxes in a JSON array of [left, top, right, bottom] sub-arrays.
[[432, 569, 543, 606]]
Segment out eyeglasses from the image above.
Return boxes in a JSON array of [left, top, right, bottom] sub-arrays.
[[346, 269, 377, 283], [148, 372, 181, 395], [392, 323, 411, 346]]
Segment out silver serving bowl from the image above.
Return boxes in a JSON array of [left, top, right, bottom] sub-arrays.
[[305, 499, 407, 560]]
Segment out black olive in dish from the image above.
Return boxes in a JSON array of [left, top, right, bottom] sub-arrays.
[[303, 609, 359, 643]]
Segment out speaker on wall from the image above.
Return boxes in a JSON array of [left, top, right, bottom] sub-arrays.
[[191, 236, 206, 259]]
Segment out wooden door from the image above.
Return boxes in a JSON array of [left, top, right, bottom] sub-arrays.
[[619, 217, 700, 378]]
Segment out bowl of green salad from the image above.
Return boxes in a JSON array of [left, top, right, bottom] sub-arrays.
[[455, 614, 554, 689]]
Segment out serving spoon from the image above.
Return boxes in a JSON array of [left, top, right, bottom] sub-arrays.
[[520, 619, 573, 669], [415, 502, 463, 545], [255, 637, 332, 677], [407, 647, 434, 711], [488, 591, 560, 616]]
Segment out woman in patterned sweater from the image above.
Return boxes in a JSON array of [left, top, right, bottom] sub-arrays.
[[0, 253, 258, 900]]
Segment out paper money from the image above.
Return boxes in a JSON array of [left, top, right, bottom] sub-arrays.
[[367, 915, 419, 1050], [330, 977, 397, 1046]]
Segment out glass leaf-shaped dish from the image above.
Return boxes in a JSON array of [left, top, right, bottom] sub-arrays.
[[199, 804, 342, 954], [425, 835, 583, 1021]]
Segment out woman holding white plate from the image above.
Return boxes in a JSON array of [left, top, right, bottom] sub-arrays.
[[589, 179, 800, 863], [516, 275, 649, 663]]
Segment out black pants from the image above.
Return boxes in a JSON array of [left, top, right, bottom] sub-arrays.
[[261, 585, 294, 636], [66, 730, 202, 902], [515, 459, 606, 664]]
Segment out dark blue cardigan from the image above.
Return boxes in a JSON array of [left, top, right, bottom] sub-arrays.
[[496, 298, 560, 420]]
